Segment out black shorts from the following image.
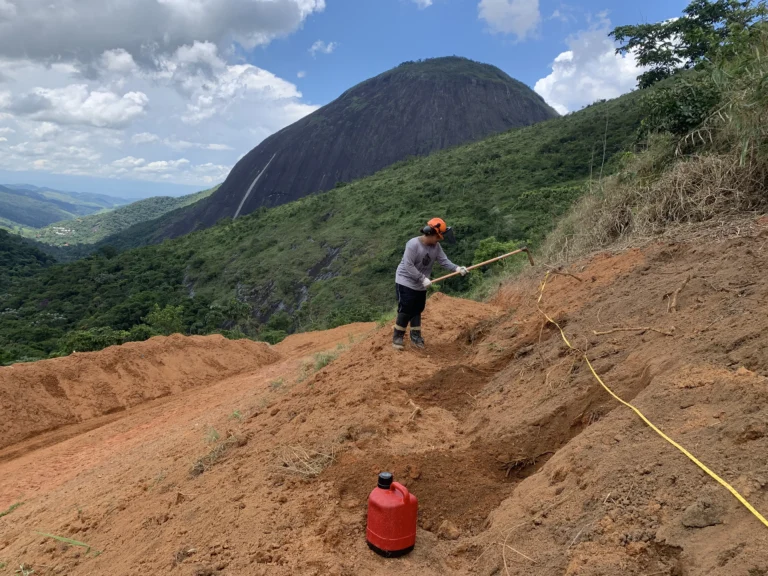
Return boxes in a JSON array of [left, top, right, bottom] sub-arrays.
[[396, 283, 427, 317]]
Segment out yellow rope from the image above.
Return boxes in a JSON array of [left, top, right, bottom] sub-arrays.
[[536, 272, 768, 528]]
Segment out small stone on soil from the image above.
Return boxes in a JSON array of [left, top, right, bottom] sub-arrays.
[[438, 520, 462, 540], [681, 498, 723, 528]]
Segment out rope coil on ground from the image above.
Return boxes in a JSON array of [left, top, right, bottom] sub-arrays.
[[536, 271, 768, 529]]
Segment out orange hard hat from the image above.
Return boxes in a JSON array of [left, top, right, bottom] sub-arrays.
[[422, 218, 455, 244], [425, 217, 448, 239]]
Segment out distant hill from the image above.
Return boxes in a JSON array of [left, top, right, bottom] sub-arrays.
[[4, 185, 131, 209], [161, 56, 559, 239], [0, 185, 130, 229], [29, 186, 218, 247]]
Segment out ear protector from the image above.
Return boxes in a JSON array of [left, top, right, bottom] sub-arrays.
[[420, 218, 456, 244]]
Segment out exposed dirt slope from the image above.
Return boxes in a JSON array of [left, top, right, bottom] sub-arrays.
[[0, 335, 279, 451], [2, 227, 768, 576]]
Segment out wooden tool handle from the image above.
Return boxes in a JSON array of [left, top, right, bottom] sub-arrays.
[[431, 247, 535, 284]]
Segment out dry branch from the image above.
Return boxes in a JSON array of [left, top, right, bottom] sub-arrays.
[[408, 399, 422, 421], [502, 530, 537, 575], [504, 544, 536, 563], [592, 327, 675, 337], [275, 444, 337, 478], [664, 275, 692, 313], [544, 266, 584, 282]]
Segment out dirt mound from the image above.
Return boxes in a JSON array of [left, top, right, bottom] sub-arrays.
[[2, 225, 768, 576], [0, 334, 279, 451], [274, 322, 376, 357]]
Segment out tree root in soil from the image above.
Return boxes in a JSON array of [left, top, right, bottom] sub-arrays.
[[664, 274, 692, 313], [592, 326, 675, 337], [498, 452, 555, 477]]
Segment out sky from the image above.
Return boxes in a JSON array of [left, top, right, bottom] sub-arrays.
[[0, 0, 688, 198]]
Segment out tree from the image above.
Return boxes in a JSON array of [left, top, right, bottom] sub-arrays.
[[58, 327, 130, 354], [611, 0, 767, 88], [144, 304, 185, 336], [467, 237, 523, 290]]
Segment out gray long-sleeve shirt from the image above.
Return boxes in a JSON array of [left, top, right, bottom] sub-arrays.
[[395, 237, 458, 291]]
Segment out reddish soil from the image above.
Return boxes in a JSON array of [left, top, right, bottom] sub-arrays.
[[2, 226, 768, 576], [0, 335, 280, 452]]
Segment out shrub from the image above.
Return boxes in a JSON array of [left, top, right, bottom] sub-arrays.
[[144, 304, 184, 336], [58, 327, 130, 354], [127, 324, 156, 342], [259, 329, 287, 345], [314, 351, 339, 371]]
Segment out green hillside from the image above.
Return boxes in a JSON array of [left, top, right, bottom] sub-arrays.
[[0, 91, 643, 364], [28, 186, 218, 247], [0, 186, 85, 228], [0, 185, 129, 229], [0, 229, 56, 292]]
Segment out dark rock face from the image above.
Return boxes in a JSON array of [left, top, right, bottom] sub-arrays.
[[167, 57, 559, 238]]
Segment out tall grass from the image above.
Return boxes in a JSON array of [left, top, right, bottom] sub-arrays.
[[542, 31, 768, 264]]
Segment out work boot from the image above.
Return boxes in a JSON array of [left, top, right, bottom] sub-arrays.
[[410, 331, 425, 349], [392, 328, 405, 351]]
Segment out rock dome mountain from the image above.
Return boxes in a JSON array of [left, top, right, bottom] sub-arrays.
[[165, 56, 559, 238]]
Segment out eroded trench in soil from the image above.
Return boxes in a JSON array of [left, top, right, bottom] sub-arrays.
[[324, 316, 658, 542]]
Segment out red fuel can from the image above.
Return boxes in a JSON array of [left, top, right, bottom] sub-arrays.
[[366, 472, 418, 557]]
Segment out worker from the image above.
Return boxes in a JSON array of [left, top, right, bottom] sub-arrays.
[[393, 218, 468, 350]]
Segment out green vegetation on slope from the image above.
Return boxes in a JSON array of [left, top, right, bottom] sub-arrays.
[[27, 186, 218, 247], [0, 229, 56, 292], [544, 6, 768, 262], [0, 185, 128, 229], [0, 91, 643, 364]]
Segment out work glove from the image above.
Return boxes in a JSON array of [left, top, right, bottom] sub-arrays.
[[457, 266, 468, 276], [421, 277, 432, 289]]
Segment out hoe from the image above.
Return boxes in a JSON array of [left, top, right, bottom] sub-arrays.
[[430, 247, 535, 285]]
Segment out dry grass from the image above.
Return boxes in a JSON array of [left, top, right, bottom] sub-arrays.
[[542, 33, 768, 265], [189, 434, 245, 477], [274, 444, 338, 478], [541, 152, 768, 264]]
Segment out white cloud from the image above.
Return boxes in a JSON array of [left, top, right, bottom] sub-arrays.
[[0, 137, 6, 143], [0, 3, 322, 188], [478, 0, 541, 41], [11, 85, 149, 128], [191, 161, 232, 184], [165, 50, 313, 124], [100, 49, 139, 74], [135, 159, 190, 173], [413, 0, 433, 8], [31, 122, 60, 139], [132, 132, 160, 145], [0, 0, 15, 20], [10, 141, 102, 164], [0, 0, 326, 66], [309, 40, 338, 57], [112, 156, 146, 168], [163, 139, 197, 150], [534, 18, 644, 114], [162, 138, 233, 151], [548, 5, 577, 23], [297, 70, 306, 79]]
